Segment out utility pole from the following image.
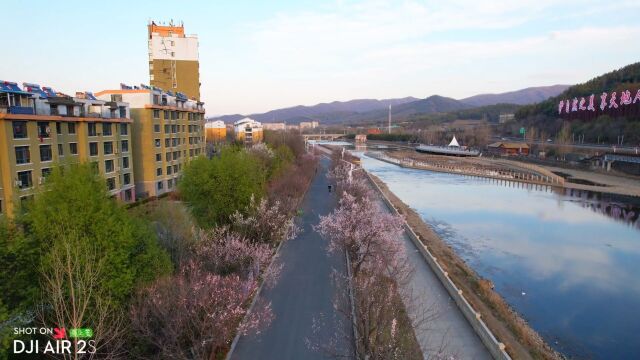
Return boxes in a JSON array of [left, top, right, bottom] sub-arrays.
[[388, 105, 391, 134]]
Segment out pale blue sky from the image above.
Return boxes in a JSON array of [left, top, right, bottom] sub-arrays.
[[1, 0, 639, 115]]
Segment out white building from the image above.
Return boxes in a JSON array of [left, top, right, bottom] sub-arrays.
[[234, 117, 263, 144]]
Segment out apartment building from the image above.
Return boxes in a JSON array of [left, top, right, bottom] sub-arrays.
[[205, 120, 226, 142], [234, 118, 263, 145], [96, 85, 205, 198], [0, 81, 135, 217]]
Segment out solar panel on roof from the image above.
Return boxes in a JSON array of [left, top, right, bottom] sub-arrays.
[[42, 87, 57, 97], [85, 92, 97, 100], [23, 83, 47, 98]]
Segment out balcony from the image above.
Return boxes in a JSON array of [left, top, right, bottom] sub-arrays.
[[2, 106, 35, 115]]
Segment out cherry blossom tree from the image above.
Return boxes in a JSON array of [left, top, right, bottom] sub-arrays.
[[131, 229, 277, 359], [230, 196, 299, 245], [316, 193, 405, 278]]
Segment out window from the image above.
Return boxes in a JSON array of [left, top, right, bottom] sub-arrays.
[[50, 104, 59, 115], [121, 140, 129, 153], [17, 170, 32, 189], [153, 109, 160, 119], [56, 122, 61, 134], [68, 122, 76, 134], [102, 123, 112, 136], [120, 123, 128, 135], [164, 139, 170, 147], [66, 105, 74, 116], [89, 142, 99, 156], [70, 143, 78, 155], [122, 157, 130, 169], [88, 123, 97, 136], [157, 181, 164, 190], [104, 142, 113, 155], [164, 110, 169, 120], [155, 153, 161, 162], [123, 173, 131, 185], [105, 159, 114, 173], [15, 146, 30, 164], [106, 177, 116, 191], [166, 152, 171, 161], [12, 121, 28, 139], [164, 125, 170, 134], [167, 166, 172, 175], [173, 164, 178, 173], [119, 106, 126, 118], [154, 124, 160, 132], [155, 139, 161, 148], [37, 122, 50, 138], [156, 168, 162, 176], [40, 145, 52, 162], [58, 144, 64, 157], [172, 125, 177, 133]]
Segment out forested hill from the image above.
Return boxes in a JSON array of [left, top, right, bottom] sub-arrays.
[[517, 62, 640, 119]]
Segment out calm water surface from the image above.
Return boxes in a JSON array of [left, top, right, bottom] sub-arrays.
[[361, 155, 640, 359]]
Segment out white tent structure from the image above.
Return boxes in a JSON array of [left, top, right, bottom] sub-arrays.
[[448, 135, 460, 147]]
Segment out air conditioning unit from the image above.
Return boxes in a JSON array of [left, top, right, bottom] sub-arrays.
[[38, 177, 45, 185], [15, 180, 22, 187]]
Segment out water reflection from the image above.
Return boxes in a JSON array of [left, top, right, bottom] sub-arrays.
[[361, 155, 640, 359]]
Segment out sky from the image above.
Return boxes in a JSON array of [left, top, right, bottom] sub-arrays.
[[1, 0, 639, 115]]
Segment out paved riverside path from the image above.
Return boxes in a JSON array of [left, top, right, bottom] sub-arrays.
[[230, 157, 351, 360], [372, 187, 492, 359]]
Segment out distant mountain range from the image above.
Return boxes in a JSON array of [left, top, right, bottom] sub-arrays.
[[459, 85, 570, 107], [212, 85, 570, 126]]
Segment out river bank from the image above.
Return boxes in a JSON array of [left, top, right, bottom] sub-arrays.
[[367, 173, 562, 360], [377, 148, 640, 197]]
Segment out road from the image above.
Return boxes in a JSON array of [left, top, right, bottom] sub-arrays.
[[230, 157, 351, 360]]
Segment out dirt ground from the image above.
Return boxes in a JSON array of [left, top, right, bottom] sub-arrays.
[[369, 174, 562, 360]]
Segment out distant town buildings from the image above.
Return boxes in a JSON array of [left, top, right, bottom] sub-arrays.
[[205, 120, 226, 142], [299, 121, 319, 129], [0, 82, 135, 217], [234, 118, 263, 144], [262, 122, 286, 131]]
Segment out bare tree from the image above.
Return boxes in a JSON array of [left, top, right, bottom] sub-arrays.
[[40, 238, 126, 359]]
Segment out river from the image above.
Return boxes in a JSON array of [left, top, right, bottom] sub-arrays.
[[360, 154, 640, 359]]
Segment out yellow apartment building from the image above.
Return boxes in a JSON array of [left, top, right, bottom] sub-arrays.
[[96, 85, 205, 198], [0, 82, 135, 218], [148, 21, 201, 101], [205, 120, 226, 142]]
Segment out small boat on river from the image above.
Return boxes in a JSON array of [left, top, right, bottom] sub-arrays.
[[415, 136, 481, 157]]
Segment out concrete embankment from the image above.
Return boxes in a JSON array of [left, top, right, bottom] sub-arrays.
[[364, 170, 509, 360], [363, 168, 562, 360]]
